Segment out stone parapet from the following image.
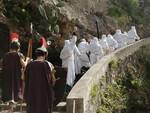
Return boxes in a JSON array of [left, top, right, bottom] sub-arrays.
[[67, 38, 150, 113]]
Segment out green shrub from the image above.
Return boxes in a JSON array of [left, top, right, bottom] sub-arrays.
[[91, 84, 99, 99], [108, 6, 122, 18], [91, 46, 150, 113], [109, 59, 118, 70]]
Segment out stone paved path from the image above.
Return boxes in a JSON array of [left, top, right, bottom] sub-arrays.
[[0, 101, 66, 113], [0, 111, 65, 113]]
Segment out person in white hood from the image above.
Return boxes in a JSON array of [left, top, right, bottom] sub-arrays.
[[78, 39, 91, 68], [127, 26, 140, 44], [70, 35, 81, 75], [89, 37, 104, 65], [99, 34, 110, 55], [106, 34, 119, 52], [60, 40, 70, 68], [60, 37, 80, 87], [113, 29, 127, 48], [123, 31, 130, 45]]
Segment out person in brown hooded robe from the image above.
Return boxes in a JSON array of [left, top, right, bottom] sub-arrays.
[[24, 46, 55, 113], [1, 41, 29, 103]]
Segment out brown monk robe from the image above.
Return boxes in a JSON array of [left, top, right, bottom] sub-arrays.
[[24, 47, 55, 113], [1, 41, 28, 102]]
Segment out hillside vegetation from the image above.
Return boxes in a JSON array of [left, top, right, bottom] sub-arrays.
[[91, 46, 150, 113]]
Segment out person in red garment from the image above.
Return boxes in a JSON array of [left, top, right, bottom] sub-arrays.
[[1, 33, 29, 103], [24, 42, 55, 113]]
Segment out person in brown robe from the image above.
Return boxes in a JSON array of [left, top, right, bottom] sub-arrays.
[[24, 46, 55, 113], [1, 41, 29, 103]]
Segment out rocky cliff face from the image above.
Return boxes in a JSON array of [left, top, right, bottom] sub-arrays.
[[58, 0, 117, 37], [1, 0, 150, 39], [44, 0, 150, 38], [0, 0, 150, 60], [59, 0, 109, 32]]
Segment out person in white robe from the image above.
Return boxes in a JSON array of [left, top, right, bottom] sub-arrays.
[[60, 40, 71, 68], [60, 39, 78, 87], [70, 35, 81, 75], [113, 29, 127, 48], [78, 39, 91, 68], [122, 31, 130, 45], [127, 26, 140, 44], [99, 34, 110, 55], [106, 34, 119, 52], [89, 39, 96, 65], [89, 37, 104, 65]]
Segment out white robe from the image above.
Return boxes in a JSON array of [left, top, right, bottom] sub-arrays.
[[89, 37, 104, 65], [106, 34, 118, 52], [123, 32, 130, 45], [60, 40, 72, 68], [74, 45, 81, 75], [60, 39, 76, 87], [89, 39, 96, 65], [99, 35, 110, 55], [78, 40, 90, 68], [127, 26, 140, 44], [113, 29, 127, 48], [70, 35, 81, 75]]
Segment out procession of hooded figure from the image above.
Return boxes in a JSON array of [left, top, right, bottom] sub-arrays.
[[60, 26, 140, 91]]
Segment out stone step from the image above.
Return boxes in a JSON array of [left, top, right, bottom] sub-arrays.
[[0, 111, 26, 113], [53, 102, 66, 112], [0, 102, 66, 113], [0, 103, 26, 111], [0, 111, 66, 113], [52, 111, 66, 113]]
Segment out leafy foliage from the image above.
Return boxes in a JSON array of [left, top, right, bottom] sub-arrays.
[[91, 46, 150, 113], [3, 0, 31, 26], [108, 0, 148, 27], [2, 0, 67, 59], [91, 80, 126, 113], [2, 0, 63, 36], [108, 6, 122, 18], [109, 59, 118, 70]]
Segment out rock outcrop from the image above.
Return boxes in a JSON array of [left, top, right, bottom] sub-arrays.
[[42, 0, 150, 38]]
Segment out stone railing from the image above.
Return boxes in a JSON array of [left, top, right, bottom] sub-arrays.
[[67, 37, 150, 113]]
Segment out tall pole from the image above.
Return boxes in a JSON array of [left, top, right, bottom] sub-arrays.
[[95, 20, 100, 39], [27, 23, 33, 58]]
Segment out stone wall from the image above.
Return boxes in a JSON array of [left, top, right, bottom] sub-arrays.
[[67, 37, 150, 113]]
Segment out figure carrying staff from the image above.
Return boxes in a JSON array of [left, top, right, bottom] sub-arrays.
[[24, 39, 56, 113], [1, 32, 29, 103]]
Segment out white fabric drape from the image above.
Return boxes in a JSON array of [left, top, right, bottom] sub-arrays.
[[89, 37, 104, 65], [70, 35, 81, 75], [99, 35, 110, 55], [106, 34, 118, 52], [60, 40, 72, 68], [113, 29, 127, 48], [127, 26, 140, 44], [74, 45, 81, 75], [78, 39, 90, 68], [60, 38, 78, 87]]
